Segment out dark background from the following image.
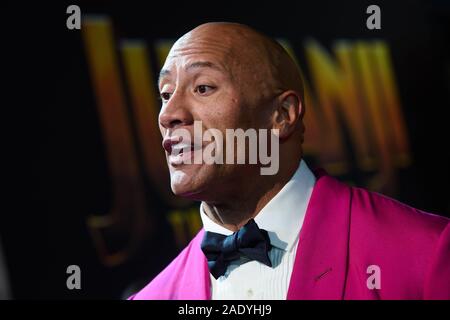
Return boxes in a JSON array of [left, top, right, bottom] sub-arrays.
[[2, 0, 449, 299]]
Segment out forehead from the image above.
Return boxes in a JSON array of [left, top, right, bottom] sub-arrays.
[[161, 34, 237, 74]]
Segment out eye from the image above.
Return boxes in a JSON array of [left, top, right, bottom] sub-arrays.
[[194, 85, 215, 95], [160, 92, 172, 101]]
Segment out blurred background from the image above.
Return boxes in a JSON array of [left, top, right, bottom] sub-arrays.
[[2, 0, 449, 299]]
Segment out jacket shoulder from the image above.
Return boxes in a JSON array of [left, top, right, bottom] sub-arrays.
[[350, 185, 449, 235], [347, 184, 449, 298]]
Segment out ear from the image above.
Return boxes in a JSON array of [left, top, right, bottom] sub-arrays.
[[271, 90, 303, 140]]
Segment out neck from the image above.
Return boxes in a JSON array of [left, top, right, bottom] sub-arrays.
[[202, 160, 300, 232]]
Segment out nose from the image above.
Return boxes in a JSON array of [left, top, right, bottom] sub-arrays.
[[159, 92, 194, 130]]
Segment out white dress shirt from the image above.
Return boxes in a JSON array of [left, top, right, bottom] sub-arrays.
[[200, 160, 316, 300]]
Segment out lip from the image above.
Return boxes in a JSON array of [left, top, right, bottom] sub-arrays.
[[168, 149, 196, 166], [162, 136, 182, 154], [162, 136, 203, 166]]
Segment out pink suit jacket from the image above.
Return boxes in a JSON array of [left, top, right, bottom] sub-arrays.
[[130, 170, 450, 300]]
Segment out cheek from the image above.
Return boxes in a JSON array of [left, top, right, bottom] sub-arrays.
[[204, 95, 245, 130]]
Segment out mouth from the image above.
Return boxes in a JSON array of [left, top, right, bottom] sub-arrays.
[[162, 136, 202, 166]]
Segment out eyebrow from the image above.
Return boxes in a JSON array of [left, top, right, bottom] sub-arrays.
[[158, 61, 224, 86], [158, 69, 171, 86]]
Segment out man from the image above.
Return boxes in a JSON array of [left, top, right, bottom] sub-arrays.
[[129, 22, 450, 299]]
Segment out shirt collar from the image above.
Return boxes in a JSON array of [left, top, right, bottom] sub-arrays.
[[200, 159, 316, 252]]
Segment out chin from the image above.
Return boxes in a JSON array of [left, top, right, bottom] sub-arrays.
[[170, 168, 201, 198], [169, 165, 215, 201]]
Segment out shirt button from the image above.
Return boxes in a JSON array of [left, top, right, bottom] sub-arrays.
[[247, 289, 253, 298]]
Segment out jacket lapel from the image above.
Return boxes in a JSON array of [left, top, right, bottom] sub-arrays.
[[176, 229, 211, 299], [287, 170, 351, 299]]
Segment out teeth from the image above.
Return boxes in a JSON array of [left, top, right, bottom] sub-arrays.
[[171, 143, 192, 154]]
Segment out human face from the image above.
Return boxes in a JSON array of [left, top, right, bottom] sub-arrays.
[[158, 34, 271, 201]]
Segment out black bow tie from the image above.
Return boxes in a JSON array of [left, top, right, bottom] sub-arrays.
[[200, 219, 272, 279]]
